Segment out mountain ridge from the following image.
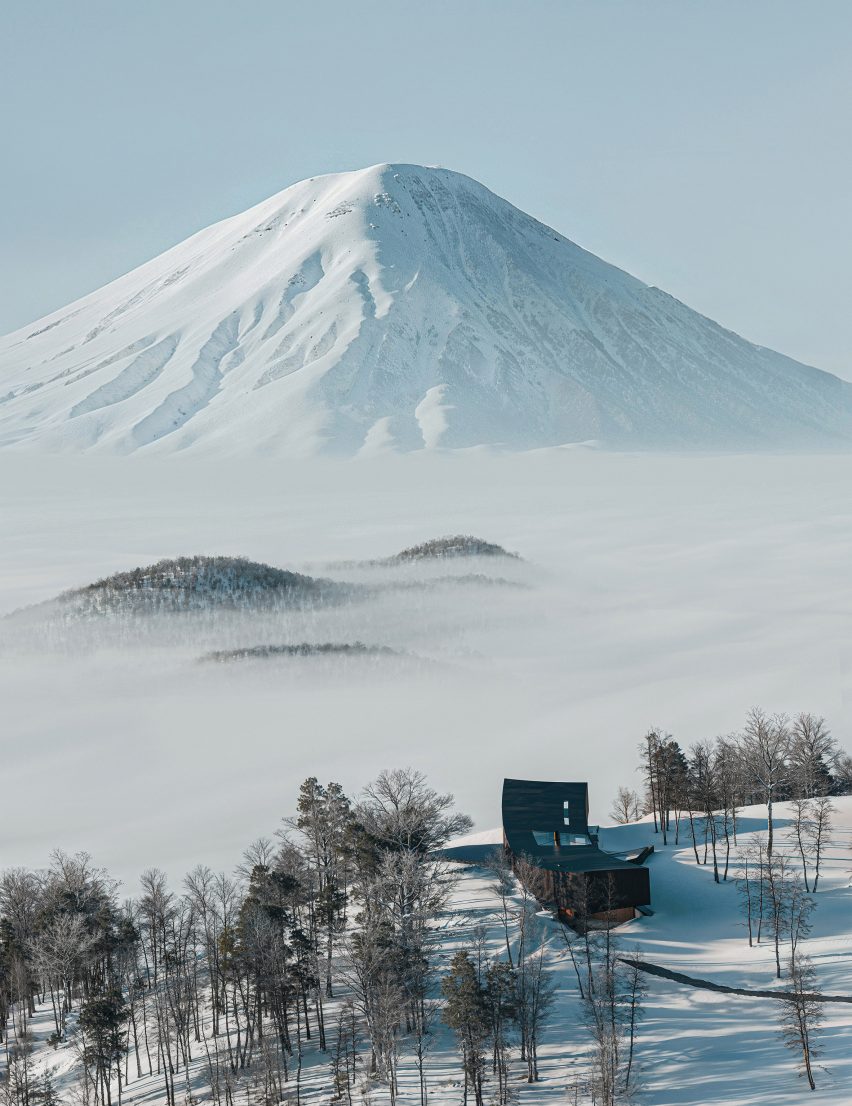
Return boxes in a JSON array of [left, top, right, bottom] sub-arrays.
[[2, 162, 850, 454]]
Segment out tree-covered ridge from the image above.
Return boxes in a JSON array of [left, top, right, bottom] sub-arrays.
[[389, 536, 519, 562], [203, 642, 401, 662], [54, 556, 345, 615], [77, 555, 324, 599]]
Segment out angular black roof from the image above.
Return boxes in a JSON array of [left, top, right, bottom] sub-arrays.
[[503, 778, 590, 834], [502, 777, 641, 876]]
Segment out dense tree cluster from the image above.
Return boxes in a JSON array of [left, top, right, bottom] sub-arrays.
[[613, 707, 848, 1093], [388, 536, 518, 562], [63, 556, 341, 617], [203, 643, 399, 663], [612, 709, 847, 876], [1, 769, 586, 1106]]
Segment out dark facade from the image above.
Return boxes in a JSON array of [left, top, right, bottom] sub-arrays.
[[502, 778, 651, 923]]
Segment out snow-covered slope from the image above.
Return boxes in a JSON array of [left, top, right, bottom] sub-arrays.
[[13, 799, 852, 1106], [2, 163, 850, 454]]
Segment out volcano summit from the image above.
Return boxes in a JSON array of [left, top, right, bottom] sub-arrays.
[[1, 163, 849, 454]]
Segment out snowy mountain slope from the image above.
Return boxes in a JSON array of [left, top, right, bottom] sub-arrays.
[[1, 163, 850, 454]]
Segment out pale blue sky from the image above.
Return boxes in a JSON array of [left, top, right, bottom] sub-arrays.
[[3, 1, 850, 377]]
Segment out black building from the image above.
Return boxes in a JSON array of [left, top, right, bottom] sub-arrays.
[[502, 778, 651, 925]]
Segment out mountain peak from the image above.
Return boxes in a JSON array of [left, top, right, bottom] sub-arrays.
[[1, 165, 850, 455]]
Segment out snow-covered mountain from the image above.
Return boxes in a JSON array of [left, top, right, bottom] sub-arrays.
[[2, 162, 850, 454]]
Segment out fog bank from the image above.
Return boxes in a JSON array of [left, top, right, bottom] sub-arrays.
[[2, 449, 850, 891]]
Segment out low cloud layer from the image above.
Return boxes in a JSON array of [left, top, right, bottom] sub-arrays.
[[1, 450, 849, 892]]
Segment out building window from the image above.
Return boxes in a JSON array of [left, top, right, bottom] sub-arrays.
[[532, 830, 591, 847]]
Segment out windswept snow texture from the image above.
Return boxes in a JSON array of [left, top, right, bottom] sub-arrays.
[[2, 163, 851, 453]]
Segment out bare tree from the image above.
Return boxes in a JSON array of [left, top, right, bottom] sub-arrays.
[[609, 787, 641, 825], [833, 751, 852, 794], [786, 877, 814, 963], [28, 913, 96, 1039], [583, 952, 631, 1106], [555, 915, 587, 998], [809, 797, 833, 892], [715, 735, 744, 843], [0, 1033, 38, 1106], [764, 853, 800, 979], [777, 954, 823, 1092], [0, 765, 487, 1106], [354, 768, 472, 854], [638, 731, 660, 834], [342, 768, 470, 1104], [789, 714, 835, 798], [0, 868, 42, 1029], [737, 843, 765, 948], [741, 708, 791, 856], [485, 849, 515, 968], [790, 798, 814, 891], [514, 917, 555, 1083], [622, 954, 647, 1093]]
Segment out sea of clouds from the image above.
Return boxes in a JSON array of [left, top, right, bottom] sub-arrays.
[[2, 449, 850, 891]]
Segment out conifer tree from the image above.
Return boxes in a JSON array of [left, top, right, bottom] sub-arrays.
[[441, 951, 489, 1106]]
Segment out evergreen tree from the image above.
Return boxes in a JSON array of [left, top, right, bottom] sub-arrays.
[[441, 952, 489, 1106], [79, 990, 128, 1106]]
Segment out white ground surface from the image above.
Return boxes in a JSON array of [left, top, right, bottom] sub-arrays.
[[11, 799, 852, 1106], [1, 450, 850, 891]]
